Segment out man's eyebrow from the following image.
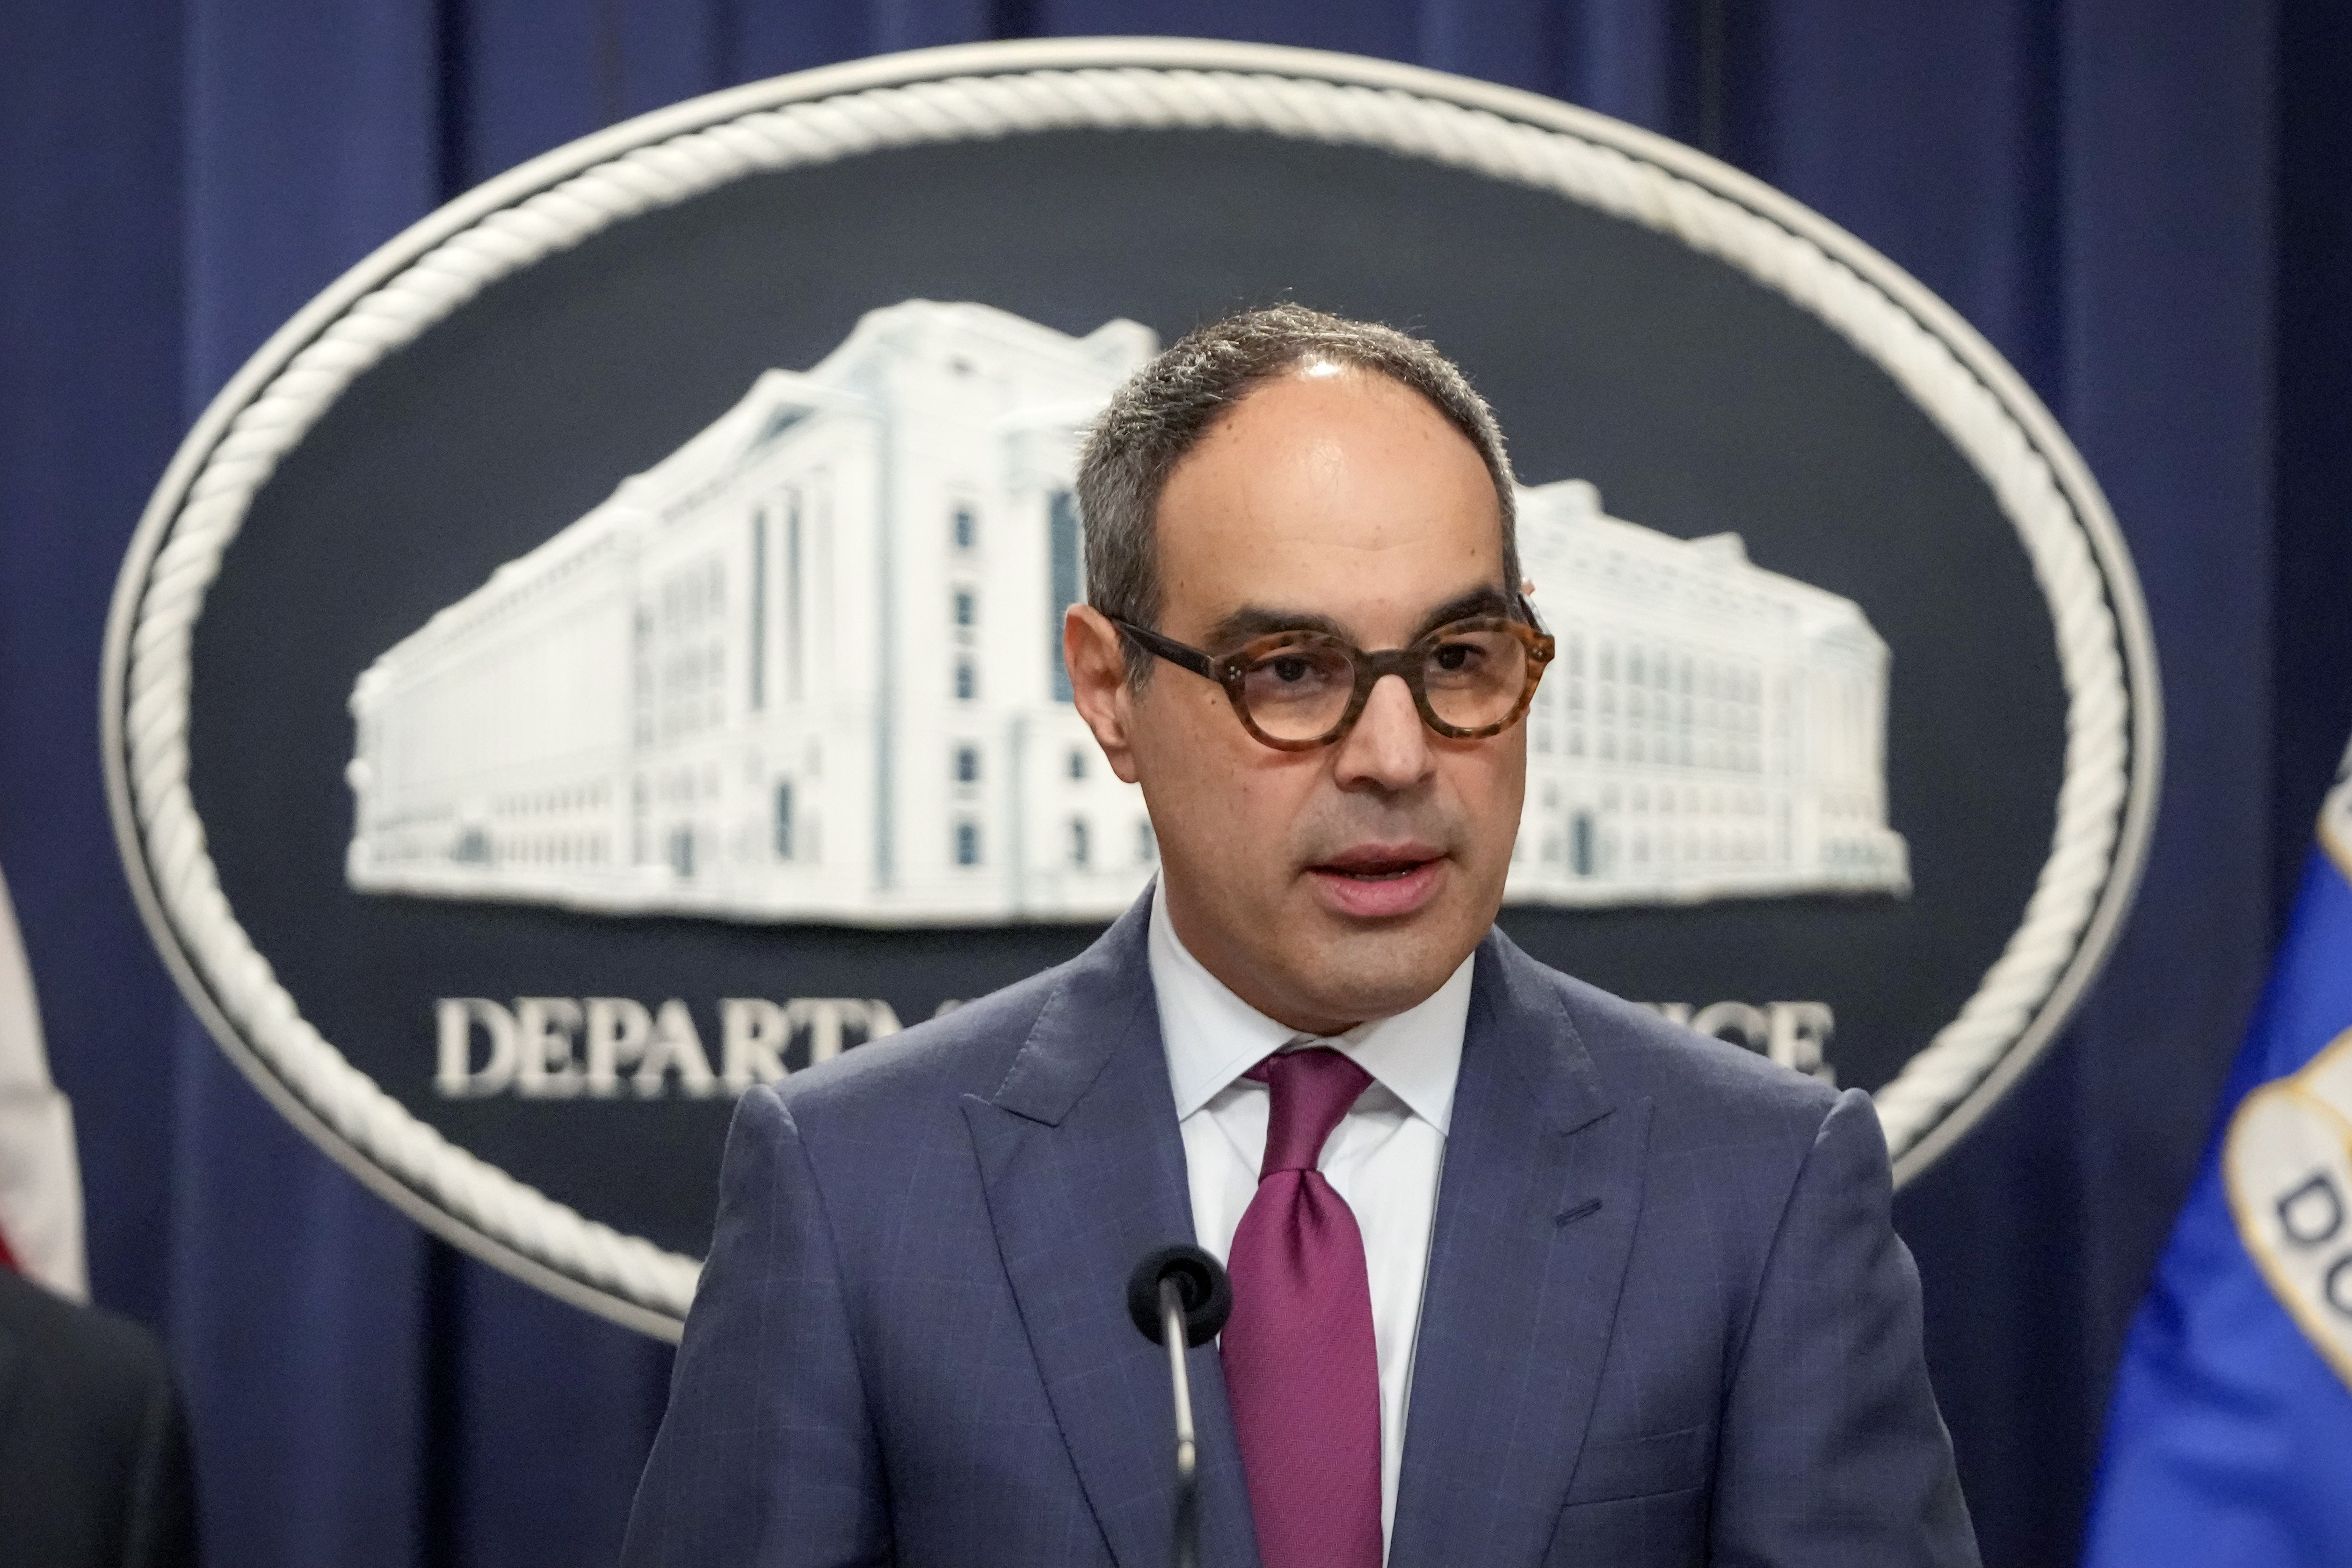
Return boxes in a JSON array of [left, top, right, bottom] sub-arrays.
[[1203, 584, 1517, 652], [1408, 585, 1515, 641], [1204, 606, 1353, 648]]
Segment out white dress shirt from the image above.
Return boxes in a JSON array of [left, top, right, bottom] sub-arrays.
[[1147, 885, 1472, 1557]]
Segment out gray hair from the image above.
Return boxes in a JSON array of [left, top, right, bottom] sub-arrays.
[[1076, 305, 1519, 681]]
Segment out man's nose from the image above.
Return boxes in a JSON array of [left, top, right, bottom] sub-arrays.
[[1332, 673, 1434, 792]]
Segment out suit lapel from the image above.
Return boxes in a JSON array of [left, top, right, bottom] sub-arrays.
[[1388, 932, 1653, 1568], [960, 898, 1261, 1568]]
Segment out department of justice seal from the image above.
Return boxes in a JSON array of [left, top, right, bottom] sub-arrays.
[[103, 38, 2159, 1336]]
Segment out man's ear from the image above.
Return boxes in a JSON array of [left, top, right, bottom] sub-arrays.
[[1064, 604, 1142, 784]]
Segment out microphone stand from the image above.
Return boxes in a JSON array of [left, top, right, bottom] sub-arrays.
[[1128, 1244, 1234, 1568], [1159, 1275, 1203, 1568]]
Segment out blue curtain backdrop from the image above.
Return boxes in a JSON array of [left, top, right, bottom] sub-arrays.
[[2, 3, 2346, 1564]]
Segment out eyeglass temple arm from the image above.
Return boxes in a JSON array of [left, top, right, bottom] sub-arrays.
[[1513, 590, 1551, 638], [1108, 617, 1219, 681]]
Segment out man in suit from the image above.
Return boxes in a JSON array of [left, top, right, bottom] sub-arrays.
[[622, 305, 1978, 1567]]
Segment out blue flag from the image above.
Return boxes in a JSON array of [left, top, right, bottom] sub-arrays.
[[2083, 741, 2352, 1565]]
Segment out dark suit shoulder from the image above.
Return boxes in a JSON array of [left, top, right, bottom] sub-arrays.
[[1495, 936, 1842, 1146], [0, 1268, 175, 1418], [0, 1270, 198, 1568], [774, 956, 1072, 1120], [1573, 973, 1834, 1111]]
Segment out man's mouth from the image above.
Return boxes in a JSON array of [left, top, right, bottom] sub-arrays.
[[1327, 860, 1429, 881], [1306, 846, 1449, 917]]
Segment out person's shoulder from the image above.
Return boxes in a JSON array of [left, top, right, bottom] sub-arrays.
[[763, 956, 1074, 1126], [1491, 936, 1842, 1138], [0, 1268, 176, 1423]]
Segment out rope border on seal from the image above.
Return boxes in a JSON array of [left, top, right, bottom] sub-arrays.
[[109, 46, 2153, 1329]]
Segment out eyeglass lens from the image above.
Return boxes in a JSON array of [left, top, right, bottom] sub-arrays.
[[1238, 625, 1532, 741]]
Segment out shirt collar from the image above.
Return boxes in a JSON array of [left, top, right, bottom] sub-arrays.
[[1148, 880, 1471, 1133]]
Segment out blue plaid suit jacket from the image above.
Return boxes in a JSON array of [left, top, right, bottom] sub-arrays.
[[622, 895, 1978, 1567]]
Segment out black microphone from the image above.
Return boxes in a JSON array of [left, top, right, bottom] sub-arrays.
[[1126, 1244, 1234, 1568]]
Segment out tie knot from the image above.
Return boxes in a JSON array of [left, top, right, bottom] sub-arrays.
[[1244, 1047, 1374, 1176]]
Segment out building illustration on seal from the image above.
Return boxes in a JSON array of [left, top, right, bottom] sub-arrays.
[[343, 299, 1908, 925]]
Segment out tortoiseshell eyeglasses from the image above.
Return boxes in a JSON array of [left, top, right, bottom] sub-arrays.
[[1110, 608, 1555, 751]]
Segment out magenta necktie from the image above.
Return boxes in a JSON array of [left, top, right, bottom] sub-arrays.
[[1220, 1047, 1384, 1568]]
